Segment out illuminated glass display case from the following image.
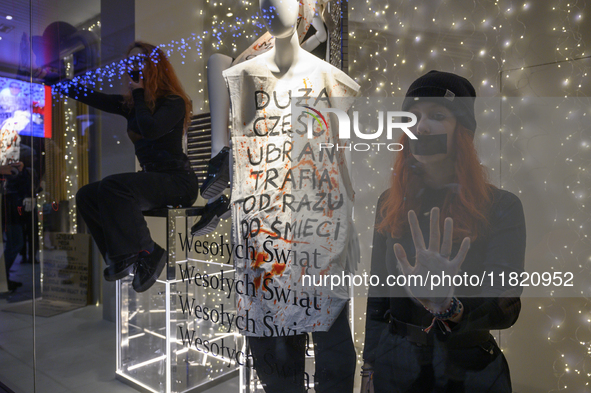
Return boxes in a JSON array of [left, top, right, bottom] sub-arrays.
[[116, 213, 243, 393]]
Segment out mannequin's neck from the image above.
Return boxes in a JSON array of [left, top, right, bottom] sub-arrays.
[[271, 30, 302, 72]]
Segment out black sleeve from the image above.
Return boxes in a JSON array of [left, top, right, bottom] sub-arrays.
[[56, 83, 127, 116], [456, 190, 526, 331], [363, 191, 392, 363], [131, 89, 186, 140]]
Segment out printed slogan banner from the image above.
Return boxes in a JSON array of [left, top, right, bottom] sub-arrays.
[[42, 232, 91, 305], [3, 233, 91, 318]]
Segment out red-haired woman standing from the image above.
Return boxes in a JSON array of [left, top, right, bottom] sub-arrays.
[[61, 42, 198, 293], [361, 71, 526, 392]]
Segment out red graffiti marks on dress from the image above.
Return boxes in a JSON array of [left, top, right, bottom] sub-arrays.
[[251, 251, 271, 269], [249, 170, 264, 180], [257, 228, 311, 245], [270, 263, 286, 276], [291, 158, 341, 220], [319, 264, 332, 276]]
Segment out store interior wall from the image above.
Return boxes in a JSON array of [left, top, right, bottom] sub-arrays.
[[0, 0, 100, 73]]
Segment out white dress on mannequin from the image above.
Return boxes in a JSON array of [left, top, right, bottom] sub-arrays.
[[223, 0, 360, 336]]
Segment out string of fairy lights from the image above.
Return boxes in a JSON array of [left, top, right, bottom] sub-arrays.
[[63, 103, 77, 233], [44, 0, 591, 390]]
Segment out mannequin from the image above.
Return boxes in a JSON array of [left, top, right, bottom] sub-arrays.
[[192, 0, 332, 236], [208, 0, 320, 158], [256, 0, 310, 76], [222, 0, 360, 392]]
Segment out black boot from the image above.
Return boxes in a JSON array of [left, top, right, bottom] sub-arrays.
[[103, 254, 138, 281], [132, 244, 167, 293], [200, 146, 230, 199], [7, 280, 23, 292], [191, 195, 231, 236]]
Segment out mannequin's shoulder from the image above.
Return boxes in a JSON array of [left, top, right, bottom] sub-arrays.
[[326, 63, 360, 89], [222, 56, 267, 79], [313, 58, 360, 95]]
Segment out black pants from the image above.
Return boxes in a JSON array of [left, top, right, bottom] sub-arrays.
[[248, 306, 356, 393], [76, 171, 198, 261], [3, 194, 26, 280], [22, 207, 39, 263], [373, 331, 512, 392]]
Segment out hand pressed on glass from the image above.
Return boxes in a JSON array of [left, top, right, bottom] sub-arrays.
[[393, 207, 470, 313]]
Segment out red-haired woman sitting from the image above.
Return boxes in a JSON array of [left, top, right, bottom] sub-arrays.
[[61, 42, 198, 293]]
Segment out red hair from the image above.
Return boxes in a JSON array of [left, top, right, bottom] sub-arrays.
[[377, 124, 495, 242], [123, 41, 192, 131]]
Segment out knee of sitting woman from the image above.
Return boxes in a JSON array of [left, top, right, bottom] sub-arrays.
[[97, 175, 125, 194], [76, 183, 97, 205]]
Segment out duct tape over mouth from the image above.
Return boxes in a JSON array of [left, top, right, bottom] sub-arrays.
[[409, 134, 448, 156]]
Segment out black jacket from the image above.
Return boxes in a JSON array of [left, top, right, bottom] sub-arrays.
[[60, 84, 188, 168], [363, 185, 526, 363]]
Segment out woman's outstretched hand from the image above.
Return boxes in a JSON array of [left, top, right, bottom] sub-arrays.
[[393, 207, 470, 313]]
